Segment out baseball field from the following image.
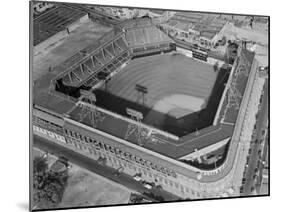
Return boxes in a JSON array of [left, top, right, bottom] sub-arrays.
[[95, 53, 229, 136]]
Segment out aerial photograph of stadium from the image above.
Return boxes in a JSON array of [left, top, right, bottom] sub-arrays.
[[30, 1, 269, 211]]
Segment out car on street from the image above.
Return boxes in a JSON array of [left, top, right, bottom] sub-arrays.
[[249, 148, 252, 154], [133, 175, 142, 182], [240, 187, 244, 193], [142, 181, 154, 190], [144, 183, 152, 190], [113, 171, 120, 177]]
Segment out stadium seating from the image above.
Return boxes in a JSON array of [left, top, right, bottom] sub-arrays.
[[57, 18, 175, 89], [60, 33, 130, 88]]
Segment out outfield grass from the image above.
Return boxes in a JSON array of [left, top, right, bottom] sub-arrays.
[[106, 53, 217, 111], [94, 53, 230, 136]]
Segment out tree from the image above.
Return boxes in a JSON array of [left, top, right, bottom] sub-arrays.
[[213, 61, 219, 73], [33, 157, 69, 209], [33, 156, 48, 173]]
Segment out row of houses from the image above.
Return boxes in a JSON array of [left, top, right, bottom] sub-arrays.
[[96, 8, 229, 49], [160, 12, 228, 49], [33, 2, 55, 15], [92, 6, 172, 23]]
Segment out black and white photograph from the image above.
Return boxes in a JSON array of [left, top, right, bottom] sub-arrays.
[[29, 0, 269, 211]]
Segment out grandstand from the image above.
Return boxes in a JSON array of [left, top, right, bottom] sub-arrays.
[[56, 33, 129, 88], [122, 18, 175, 57], [53, 17, 175, 96]]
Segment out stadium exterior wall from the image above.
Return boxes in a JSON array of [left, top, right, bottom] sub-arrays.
[[32, 61, 258, 199], [32, 107, 236, 199], [32, 34, 259, 199]]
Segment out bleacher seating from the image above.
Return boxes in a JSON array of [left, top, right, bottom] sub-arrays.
[[56, 18, 175, 90], [60, 33, 130, 88]]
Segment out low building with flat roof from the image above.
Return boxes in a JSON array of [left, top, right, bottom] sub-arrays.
[[161, 12, 228, 48], [33, 4, 89, 56]]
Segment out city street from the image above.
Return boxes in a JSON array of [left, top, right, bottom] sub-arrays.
[[241, 79, 268, 196], [33, 135, 181, 202], [256, 132, 268, 194]]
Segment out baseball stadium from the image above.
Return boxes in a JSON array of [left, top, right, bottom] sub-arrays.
[[32, 5, 261, 200]]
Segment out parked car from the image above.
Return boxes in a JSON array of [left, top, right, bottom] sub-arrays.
[[142, 181, 154, 190], [240, 187, 244, 193], [143, 183, 152, 190], [133, 175, 142, 182]]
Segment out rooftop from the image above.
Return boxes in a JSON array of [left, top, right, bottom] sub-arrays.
[[150, 9, 165, 15], [167, 12, 227, 40], [33, 5, 88, 46]]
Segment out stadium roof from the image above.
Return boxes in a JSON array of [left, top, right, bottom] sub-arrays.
[[33, 70, 77, 117]]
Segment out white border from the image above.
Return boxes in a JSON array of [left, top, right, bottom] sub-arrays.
[[1, 1, 276, 212]]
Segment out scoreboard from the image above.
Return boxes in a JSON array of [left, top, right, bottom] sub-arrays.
[[192, 49, 208, 61]]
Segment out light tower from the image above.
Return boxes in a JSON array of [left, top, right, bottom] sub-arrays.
[[135, 84, 148, 106], [78, 90, 105, 128], [124, 108, 149, 146]]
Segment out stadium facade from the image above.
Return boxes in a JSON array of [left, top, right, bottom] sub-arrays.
[[32, 13, 262, 199]]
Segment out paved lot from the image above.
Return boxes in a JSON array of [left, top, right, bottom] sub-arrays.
[[33, 147, 132, 208], [59, 167, 131, 207]]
